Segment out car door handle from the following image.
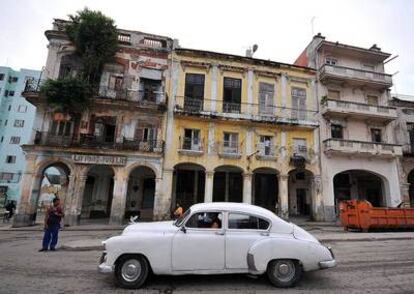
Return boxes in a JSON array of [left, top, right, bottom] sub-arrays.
[[215, 231, 225, 235], [260, 232, 269, 236]]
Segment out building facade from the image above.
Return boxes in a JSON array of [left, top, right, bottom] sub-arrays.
[[14, 20, 174, 227], [0, 67, 41, 207], [165, 48, 322, 220], [295, 34, 403, 220], [391, 95, 414, 207]]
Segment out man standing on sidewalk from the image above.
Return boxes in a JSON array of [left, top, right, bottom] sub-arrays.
[[39, 197, 64, 252]]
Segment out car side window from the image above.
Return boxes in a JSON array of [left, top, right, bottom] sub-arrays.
[[228, 213, 270, 230], [185, 212, 222, 229]]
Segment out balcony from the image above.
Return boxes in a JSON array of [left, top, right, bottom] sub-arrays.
[[32, 132, 164, 153], [255, 143, 278, 161], [177, 137, 204, 156], [323, 138, 402, 158], [321, 98, 397, 123], [174, 96, 318, 127], [22, 79, 166, 110], [319, 64, 392, 89], [216, 141, 242, 159], [402, 144, 414, 157]]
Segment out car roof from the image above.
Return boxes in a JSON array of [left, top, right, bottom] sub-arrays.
[[190, 202, 273, 217], [189, 202, 293, 233]]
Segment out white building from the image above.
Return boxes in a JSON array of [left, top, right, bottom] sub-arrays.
[[295, 34, 402, 221]]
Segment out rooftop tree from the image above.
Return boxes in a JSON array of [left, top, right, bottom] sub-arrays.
[[41, 8, 118, 114], [66, 8, 119, 86]]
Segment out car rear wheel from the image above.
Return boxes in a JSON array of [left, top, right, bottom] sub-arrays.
[[267, 259, 302, 288], [115, 255, 149, 289]]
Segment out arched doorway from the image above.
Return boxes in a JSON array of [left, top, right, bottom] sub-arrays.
[[126, 166, 156, 221], [288, 169, 314, 217], [213, 165, 243, 202], [35, 162, 71, 224], [173, 163, 205, 210], [253, 168, 279, 212], [333, 170, 386, 210], [81, 165, 115, 223], [408, 170, 414, 207]]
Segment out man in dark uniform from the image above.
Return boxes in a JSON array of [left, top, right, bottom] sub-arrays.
[[39, 197, 64, 252]]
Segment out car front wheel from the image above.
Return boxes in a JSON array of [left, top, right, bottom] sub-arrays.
[[115, 255, 149, 289], [267, 259, 302, 288]]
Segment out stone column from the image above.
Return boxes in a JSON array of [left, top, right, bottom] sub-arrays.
[[13, 154, 39, 227], [153, 169, 173, 220], [109, 169, 129, 225], [243, 173, 252, 204], [401, 182, 411, 205], [67, 174, 87, 226], [278, 174, 289, 219], [204, 171, 214, 202], [62, 174, 75, 226], [193, 170, 199, 203], [311, 175, 324, 221]]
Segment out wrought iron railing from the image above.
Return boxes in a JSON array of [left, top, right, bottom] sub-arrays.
[[174, 96, 317, 124], [256, 143, 277, 157], [32, 132, 164, 152], [179, 137, 204, 152]]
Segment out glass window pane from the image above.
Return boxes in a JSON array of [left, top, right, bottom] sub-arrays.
[[185, 212, 222, 229]]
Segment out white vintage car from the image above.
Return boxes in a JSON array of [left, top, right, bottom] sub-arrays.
[[98, 202, 336, 289]]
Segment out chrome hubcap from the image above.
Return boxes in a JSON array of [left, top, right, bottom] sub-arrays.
[[274, 261, 295, 282], [121, 259, 142, 282]]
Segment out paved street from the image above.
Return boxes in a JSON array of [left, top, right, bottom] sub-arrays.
[[0, 229, 413, 293]]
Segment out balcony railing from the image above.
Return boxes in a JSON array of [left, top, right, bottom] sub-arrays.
[[402, 144, 414, 156], [178, 137, 204, 155], [24, 78, 44, 92], [320, 64, 393, 86], [98, 86, 165, 104], [174, 96, 318, 125], [22, 79, 166, 106], [322, 98, 397, 119], [32, 132, 164, 153], [256, 143, 278, 160], [216, 141, 242, 158], [323, 138, 402, 156]]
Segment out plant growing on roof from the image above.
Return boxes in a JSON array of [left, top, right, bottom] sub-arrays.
[[66, 8, 119, 86], [40, 9, 118, 114], [41, 77, 92, 113]]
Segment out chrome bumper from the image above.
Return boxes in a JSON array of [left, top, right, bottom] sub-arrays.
[[98, 263, 113, 274], [319, 259, 337, 269]]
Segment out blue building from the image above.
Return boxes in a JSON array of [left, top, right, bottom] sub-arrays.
[[0, 67, 41, 207]]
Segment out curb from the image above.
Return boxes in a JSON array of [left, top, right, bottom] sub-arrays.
[[320, 236, 414, 243], [60, 245, 104, 251], [60, 235, 414, 251]]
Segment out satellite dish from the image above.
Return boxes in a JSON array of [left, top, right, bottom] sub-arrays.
[[252, 44, 258, 53]]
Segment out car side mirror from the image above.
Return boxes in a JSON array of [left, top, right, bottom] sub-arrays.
[[180, 226, 187, 234]]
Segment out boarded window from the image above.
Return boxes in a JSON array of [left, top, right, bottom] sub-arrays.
[[328, 89, 340, 100], [367, 95, 379, 106]]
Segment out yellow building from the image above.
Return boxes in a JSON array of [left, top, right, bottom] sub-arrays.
[[163, 48, 322, 220]]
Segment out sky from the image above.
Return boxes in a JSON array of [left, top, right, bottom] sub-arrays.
[[1, 0, 413, 95]]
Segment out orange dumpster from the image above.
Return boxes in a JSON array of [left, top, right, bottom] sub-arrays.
[[339, 200, 414, 232]]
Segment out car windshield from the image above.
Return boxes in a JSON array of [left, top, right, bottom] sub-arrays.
[[174, 209, 191, 227]]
